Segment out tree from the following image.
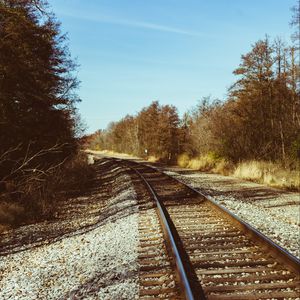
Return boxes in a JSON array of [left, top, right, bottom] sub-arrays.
[[186, 97, 219, 157], [228, 38, 277, 159], [0, 0, 80, 179], [221, 37, 300, 162], [137, 101, 161, 157], [290, 0, 300, 48], [157, 104, 180, 160]]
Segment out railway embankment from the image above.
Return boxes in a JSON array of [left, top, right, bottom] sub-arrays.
[[0, 159, 140, 299]]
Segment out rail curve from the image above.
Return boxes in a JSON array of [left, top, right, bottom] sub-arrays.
[[100, 156, 300, 299]]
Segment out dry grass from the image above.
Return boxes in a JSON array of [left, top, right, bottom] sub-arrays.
[[233, 161, 300, 190], [0, 199, 26, 233], [147, 155, 159, 163], [0, 223, 11, 233], [177, 153, 215, 170], [177, 154, 299, 190], [0, 152, 95, 232], [177, 153, 233, 175], [177, 153, 190, 168], [212, 159, 234, 176]]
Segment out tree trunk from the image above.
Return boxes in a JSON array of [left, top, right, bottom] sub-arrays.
[[279, 120, 286, 161]]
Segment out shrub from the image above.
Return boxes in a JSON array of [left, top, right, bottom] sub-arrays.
[[177, 153, 190, 168], [178, 152, 222, 171], [147, 156, 159, 163], [212, 159, 234, 175], [0, 152, 95, 231], [0, 202, 24, 225]]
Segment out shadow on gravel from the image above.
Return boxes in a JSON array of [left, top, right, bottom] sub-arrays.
[[162, 169, 289, 203], [168, 170, 201, 175], [64, 264, 138, 299], [0, 159, 140, 256], [200, 185, 287, 202]]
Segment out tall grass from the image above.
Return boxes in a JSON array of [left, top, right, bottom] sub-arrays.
[[147, 155, 159, 162], [177, 153, 233, 175], [233, 161, 300, 190], [177, 154, 299, 190]]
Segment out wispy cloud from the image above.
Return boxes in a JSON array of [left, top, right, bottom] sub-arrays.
[[61, 11, 204, 37]]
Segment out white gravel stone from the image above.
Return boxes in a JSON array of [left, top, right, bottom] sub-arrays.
[[163, 168, 300, 259], [0, 172, 139, 300]]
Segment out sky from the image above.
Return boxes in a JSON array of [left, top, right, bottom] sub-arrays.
[[49, 0, 295, 133]]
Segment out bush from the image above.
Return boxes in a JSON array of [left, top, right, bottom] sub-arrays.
[[177, 153, 190, 168], [178, 152, 228, 172], [0, 152, 95, 231], [0, 201, 24, 225], [212, 159, 234, 175]]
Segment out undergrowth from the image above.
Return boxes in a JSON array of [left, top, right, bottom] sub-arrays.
[[0, 153, 95, 232], [177, 153, 300, 190], [233, 161, 300, 190]]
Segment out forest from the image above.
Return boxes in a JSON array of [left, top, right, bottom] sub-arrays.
[[88, 7, 300, 189], [0, 0, 299, 231], [0, 0, 91, 228]]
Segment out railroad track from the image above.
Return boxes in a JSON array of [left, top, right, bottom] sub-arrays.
[[100, 157, 300, 299]]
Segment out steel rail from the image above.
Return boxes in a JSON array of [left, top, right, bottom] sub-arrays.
[[129, 165, 205, 300], [91, 155, 300, 295], [143, 162, 300, 275]]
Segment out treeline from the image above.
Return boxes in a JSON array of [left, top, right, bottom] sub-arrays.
[[0, 0, 89, 226], [89, 35, 299, 165], [0, 0, 80, 170], [188, 37, 300, 163], [90, 102, 181, 160]]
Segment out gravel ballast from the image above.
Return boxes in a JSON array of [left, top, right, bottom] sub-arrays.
[[0, 161, 139, 299], [162, 167, 300, 259]]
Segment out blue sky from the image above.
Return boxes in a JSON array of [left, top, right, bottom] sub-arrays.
[[49, 0, 295, 133]]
